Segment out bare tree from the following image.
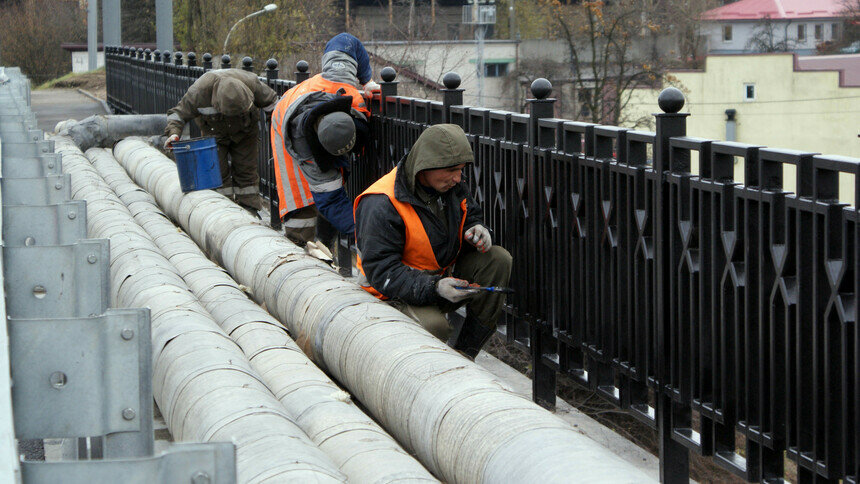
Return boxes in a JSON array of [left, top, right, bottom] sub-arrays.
[[535, 0, 660, 126], [0, 0, 87, 84], [745, 15, 796, 52]]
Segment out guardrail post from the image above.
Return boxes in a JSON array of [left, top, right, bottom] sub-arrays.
[[526, 78, 557, 410], [265, 59, 282, 232], [294, 60, 309, 83], [441, 72, 463, 124], [653, 86, 691, 484]]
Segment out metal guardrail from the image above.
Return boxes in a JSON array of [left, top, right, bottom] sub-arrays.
[[104, 46, 859, 483], [0, 66, 236, 483]]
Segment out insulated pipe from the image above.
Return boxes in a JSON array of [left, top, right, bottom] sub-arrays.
[[84, 147, 436, 483], [113, 139, 656, 483], [53, 137, 346, 483], [55, 114, 167, 151]]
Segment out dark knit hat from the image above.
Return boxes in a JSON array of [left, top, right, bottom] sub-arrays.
[[316, 111, 356, 156]]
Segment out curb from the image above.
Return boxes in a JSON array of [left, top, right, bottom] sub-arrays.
[[76, 87, 111, 114]]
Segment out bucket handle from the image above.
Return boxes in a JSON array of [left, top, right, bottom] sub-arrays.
[[167, 144, 191, 152]]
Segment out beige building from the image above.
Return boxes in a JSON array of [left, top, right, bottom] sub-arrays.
[[625, 53, 859, 202]]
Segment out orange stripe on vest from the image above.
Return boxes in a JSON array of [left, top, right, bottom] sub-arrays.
[[270, 74, 371, 217], [354, 167, 468, 299]]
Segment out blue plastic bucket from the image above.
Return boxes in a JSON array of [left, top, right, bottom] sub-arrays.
[[171, 137, 222, 193]]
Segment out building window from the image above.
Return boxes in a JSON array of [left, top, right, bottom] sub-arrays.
[[722, 25, 732, 42], [483, 62, 509, 77], [797, 24, 806, 42], [815, 24, 823, 41], [744, 83, 756, 101], [832, 23, 840, 40]]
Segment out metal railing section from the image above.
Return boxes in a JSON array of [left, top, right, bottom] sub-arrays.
[[104, 46, 859, 484], [0, 66, 236, 483]]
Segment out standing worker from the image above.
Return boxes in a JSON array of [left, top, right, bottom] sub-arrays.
[[354, 124, 513, 359], [164, 68, 277, 211], [270, 32, 374, 246]]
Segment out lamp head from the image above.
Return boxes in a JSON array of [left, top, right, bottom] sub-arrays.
[[263, 4, 277, 12]]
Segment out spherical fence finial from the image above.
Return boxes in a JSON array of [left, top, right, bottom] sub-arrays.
[[187, 52, 196, 62], [296, 60, 309, 73], [530, 78, 552, 100], [202, 53, 212, 62], [381, 66, 397, 83], [242, 56, 253, 68], [658, 87, 685, 114], [162, 50, 171, 62], [152, 49, 160, 59], [442, 72, 461, 90], [175, 51, 183, 61], [221, 54, 231, 65], [266, 58, 278, 70], [137, 48, 143, 56]]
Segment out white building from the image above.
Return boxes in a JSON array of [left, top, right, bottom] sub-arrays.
[[700, 0, 846, 55]]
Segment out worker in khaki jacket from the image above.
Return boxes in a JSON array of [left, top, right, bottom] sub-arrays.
[[164, 68, 277, 211], [270, 33, 373, 247], [354, 124, 513, 359]]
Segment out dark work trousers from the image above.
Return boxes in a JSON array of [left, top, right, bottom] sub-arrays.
[[215, 132, 261, 210]]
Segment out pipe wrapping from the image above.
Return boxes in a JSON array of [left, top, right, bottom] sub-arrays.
[[112, 138, 655, 483], [53, 136, 346, 483], [56, 114, 167, 151], [83, 147, 436, 483]]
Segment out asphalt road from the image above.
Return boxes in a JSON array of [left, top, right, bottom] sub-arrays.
[[30, 89, 107, 133]]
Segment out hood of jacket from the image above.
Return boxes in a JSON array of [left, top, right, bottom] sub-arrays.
[[211, 76, 254, 116], [324, 33, 371, 85], [402, 124, 474, 195], [320, 51, 360, 87]]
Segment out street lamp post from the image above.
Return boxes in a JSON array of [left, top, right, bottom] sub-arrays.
[[223, 4, 278, 55]]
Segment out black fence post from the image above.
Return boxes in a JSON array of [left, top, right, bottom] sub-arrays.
[[294, 60, 309, 83], [441, 72, 463, 124], [161, 51, 171, 114], [265, 58, 282, 232], [526, 78, 558, 410], [220, 54, 231, 70], [242, 56, 253, 72], [379, 66, 398, 113], [186, 52, 197, 67], [202, 53, 213, 72], [653, 87, 691, 484]]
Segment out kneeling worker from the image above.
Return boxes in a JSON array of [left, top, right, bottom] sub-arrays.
[[270, 33, 372, 246], [164, 68, 277, 211], [354, 124, 512, 358]]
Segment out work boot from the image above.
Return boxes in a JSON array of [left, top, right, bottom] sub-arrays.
[[447, 315, 496, 360]]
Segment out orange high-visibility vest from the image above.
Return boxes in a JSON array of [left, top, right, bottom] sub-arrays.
[[270, 74, 370, 217], [354, 167, 468, 299]]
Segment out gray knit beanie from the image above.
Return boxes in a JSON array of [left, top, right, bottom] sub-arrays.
[[316, 111, 356, 156]]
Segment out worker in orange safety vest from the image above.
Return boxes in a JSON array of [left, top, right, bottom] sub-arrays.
[[269, 33, 374, 247], [354, 124, 513, 359]]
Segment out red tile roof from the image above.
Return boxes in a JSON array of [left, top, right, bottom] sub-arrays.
[[702, 0, 845, 21]]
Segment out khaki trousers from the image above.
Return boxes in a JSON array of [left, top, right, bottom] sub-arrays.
[[389, 245, 512, 341]]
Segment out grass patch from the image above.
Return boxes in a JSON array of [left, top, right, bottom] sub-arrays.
[[36, 67, 105, 90]]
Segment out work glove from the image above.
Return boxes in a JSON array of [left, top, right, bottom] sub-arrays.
[[362, 80, 381, 97], [465, 225, 492, 253], [163, 134, 180, 151], [436, 277, 480, 304]]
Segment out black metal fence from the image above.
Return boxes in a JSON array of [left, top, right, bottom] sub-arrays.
[[104, 46, 858, 484]]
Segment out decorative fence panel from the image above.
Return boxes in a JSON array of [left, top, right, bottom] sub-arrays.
[[105, 47, 858, 484]]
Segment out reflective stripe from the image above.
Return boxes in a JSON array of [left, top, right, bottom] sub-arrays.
[[216, 186, 234, 195], [197, 106, 218, 115], [284, 217, 317, 228], [308, 177, 343, 193], [233, 185, 257, 195]]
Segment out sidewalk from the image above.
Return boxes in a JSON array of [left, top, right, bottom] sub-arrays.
[[30, 88, 107, 133]]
